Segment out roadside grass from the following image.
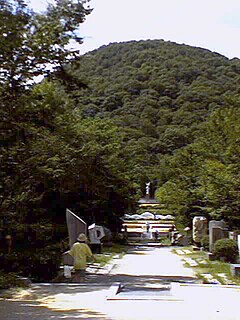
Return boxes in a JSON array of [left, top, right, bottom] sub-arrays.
[[173, 246, 240, 285], [103, 243, 129, 254], [159, 237, 171, 245], [0, 272, 31, 289], [94, 243, 128, 267], [0, 272, 18, 290]]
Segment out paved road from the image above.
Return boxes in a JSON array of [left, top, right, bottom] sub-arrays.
[[110, 246, 195, 278], [0, 246, 240, 320]]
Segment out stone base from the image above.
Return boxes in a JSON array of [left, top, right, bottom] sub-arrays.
[[90, 243, 102, 253], [231, 264, 240, 277], [192, 246, 200, 251], [207, 252, 216, 261]]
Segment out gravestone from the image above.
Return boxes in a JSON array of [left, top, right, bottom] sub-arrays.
[[66, 209, 87, 247], [88, 223, 105, 253], [192, 216, 208, 245], [230, 234, 240, 275], [231, 264, 240, 277], [209, 220, 228, 252]]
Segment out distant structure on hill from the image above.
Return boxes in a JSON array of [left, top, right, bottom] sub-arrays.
[[121, 182, 175, 240], [138, 181, 160, 207]]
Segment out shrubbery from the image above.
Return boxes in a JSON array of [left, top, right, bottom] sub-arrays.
[[213, 238, 238, 263], [0, 242, 63, 282], [0, 272, 26, 289]]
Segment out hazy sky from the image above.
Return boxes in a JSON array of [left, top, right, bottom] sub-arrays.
[[30, 0, 240, 59]]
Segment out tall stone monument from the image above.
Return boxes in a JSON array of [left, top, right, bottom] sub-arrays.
[[66, 209, 87, 247], [62, 209, 87, 266], [192, 216, 208, 245], [209, 220, 228, 252], [145, 182, 150, 199]]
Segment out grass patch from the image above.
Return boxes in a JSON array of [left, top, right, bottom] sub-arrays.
[[173, 246, 240, 285], [94, 254, 113, 267], [159, 237, 171, 245]]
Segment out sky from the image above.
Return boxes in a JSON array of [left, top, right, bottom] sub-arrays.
[[29, 0, 240, 59]]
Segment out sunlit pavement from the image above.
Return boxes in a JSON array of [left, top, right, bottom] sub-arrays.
[[109, 246, 195, 277], [1, 246, 240, 320]]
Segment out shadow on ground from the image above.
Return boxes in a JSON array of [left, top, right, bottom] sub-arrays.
[[0, 300, 110, 320]]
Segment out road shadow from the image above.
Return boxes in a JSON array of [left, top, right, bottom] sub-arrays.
[[0, 300, 111, 320]]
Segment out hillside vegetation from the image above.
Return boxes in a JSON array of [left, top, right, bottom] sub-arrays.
[[66, 40, 240, 227]]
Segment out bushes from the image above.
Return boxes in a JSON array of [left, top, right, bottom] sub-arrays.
[[0, 272, 31, 289], [0, 242, 63, 282], [213, 238, 238, 263]]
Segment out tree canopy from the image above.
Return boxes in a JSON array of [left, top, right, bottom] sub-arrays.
[[0, 0, 92, 88], [1, 1, 140, 236]]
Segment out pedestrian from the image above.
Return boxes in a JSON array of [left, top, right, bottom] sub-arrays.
[[168, 224, 176, 240], [69, 233, 95, 282], [154, 230, 159, 240], [146, 222, 150, 233]]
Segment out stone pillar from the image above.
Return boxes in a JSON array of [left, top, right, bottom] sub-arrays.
[[145, 182, 150, 200], [192, 216, 207, 245], [62, 209, 87, 267], [66, 209, 87, 248], [209, 220, 228, 252]]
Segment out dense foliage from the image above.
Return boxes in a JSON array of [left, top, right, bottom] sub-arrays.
[[69, 40, 240, 228], [213, 238, 238, 263], [156, 104, 240, 227], [0, 1, 137, 255]]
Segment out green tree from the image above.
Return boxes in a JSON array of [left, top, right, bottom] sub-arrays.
[[0, 0, 92, 222], [0, 0, 92, 88], [156, 103, 240, 227], [0, 0, 92, 145], [195, 104, 240, 226]]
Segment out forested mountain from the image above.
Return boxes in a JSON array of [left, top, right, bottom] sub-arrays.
[[68, 40, 239, 163], [66, 40, 240, 227]]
